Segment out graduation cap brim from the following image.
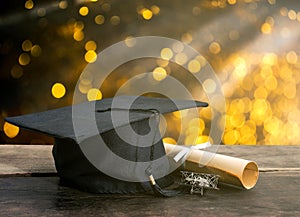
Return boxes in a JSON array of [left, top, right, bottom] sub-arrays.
[[5, 96, 208, 142]]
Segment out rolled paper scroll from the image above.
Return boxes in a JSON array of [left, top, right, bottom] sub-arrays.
[[164, 143, 259, 189]]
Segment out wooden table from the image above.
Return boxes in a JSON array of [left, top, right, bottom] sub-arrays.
[[0, 145, 299, 216]]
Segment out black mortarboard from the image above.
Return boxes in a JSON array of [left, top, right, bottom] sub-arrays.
[[5, 96, 208, 195]]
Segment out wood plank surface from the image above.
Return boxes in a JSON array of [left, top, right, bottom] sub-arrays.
[[0, 145, 299, 216], [0, 145, 299, 175]]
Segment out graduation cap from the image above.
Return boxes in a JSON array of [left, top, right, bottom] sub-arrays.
[[5, 96, 208, 196]]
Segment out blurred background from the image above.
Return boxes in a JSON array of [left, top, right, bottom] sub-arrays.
[[1, 0, 300, 145]]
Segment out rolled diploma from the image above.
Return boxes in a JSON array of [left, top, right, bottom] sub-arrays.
[[164, 143, 259, 189]]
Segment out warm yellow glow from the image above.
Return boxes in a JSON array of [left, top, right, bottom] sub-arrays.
[[196, 135, 210, 144], [233, 57, 247, 78], [261, 23, 272, 34], [74, 21, 85, 31], [73, 31, 84, 41], [250, 99, 271, 125], [11, 65, 23, 79], [230, 114, 245, 128], [283, 81, 296, 99], [85, 40, 97, 51], [288, 10, 297, 20], [175, 53, 187, 65], [227, 0, 236, 5], [254, 87, 268, 99], [51, 83, 66, 99], [209, 42, 221, 54], [264, 75, 277, 91], [95, 15, 105, 25], [153, 67, 167, 81], [223, 130, 239, 145], [142, 9, 153, 20], [151, 5, 160, 15], [163, 137, 176, 144], [267, 0, 276, 5], [3, 122, 19, 138], [79, 6, 89, 16], [87, 88, 102, 101], [264, 116, 281, 135], [25, 0, 34, 9], [161, 48, 173, 60], [110, 16, 120, 25], [172, 110, 188, 119], [188, 59, 201, 73], [188, 118, 205, 132], [262, 53, 277, 65], [22, 40, 32, 51], [31, 45, 42, 57], [85, 50, 97, 63], [59, 1, 68, 9], [19, 53, 30, 66], [199, 107, 212, 120], [286, 51, 298, 64]]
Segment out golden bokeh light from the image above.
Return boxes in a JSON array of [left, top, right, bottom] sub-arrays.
[[51, 83, 66, 99], [151, 5, 160, 15], [85, 40, 97, 51], [223, 130, 239, 145], [181, 33, 193, 44], [73, 31, 85, 41], [11, 65, 24, 79], [59, 1, 68, 9], [85, 50, 97, 63], [261, 23, 272, 34], [209, 42, 221, 54], [162, 137, 176, 144], [188, 59, 201, 73], [25, 0, 34, 9], [3, 122, 20, 139], [152, 67, 167, 81], [227, 0, 237, 5], [31, 45, 42, 57], [172, 42, 184, 53], [286, 51, 298, 64], [22, 40, 32, 51], [110, 16, 121, 25], [95, 15, 105, 25], [174, 53, 187, 65], [19, 53, 30, 66], [142, 9, 153, 20], [79, 6, 89, 16], [288, 10, 297, 20], [87, 88, 102, 101], [203, 79, 217, 94], [161, 48, 173, 60]]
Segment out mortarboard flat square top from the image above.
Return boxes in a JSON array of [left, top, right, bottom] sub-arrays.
[[5, 96, 208, 194]]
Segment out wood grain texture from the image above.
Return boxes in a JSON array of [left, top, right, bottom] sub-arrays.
[[0, 145, 299, 216]]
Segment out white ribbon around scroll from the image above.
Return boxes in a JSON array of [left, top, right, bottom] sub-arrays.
[[165, 142, 212, 163]]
